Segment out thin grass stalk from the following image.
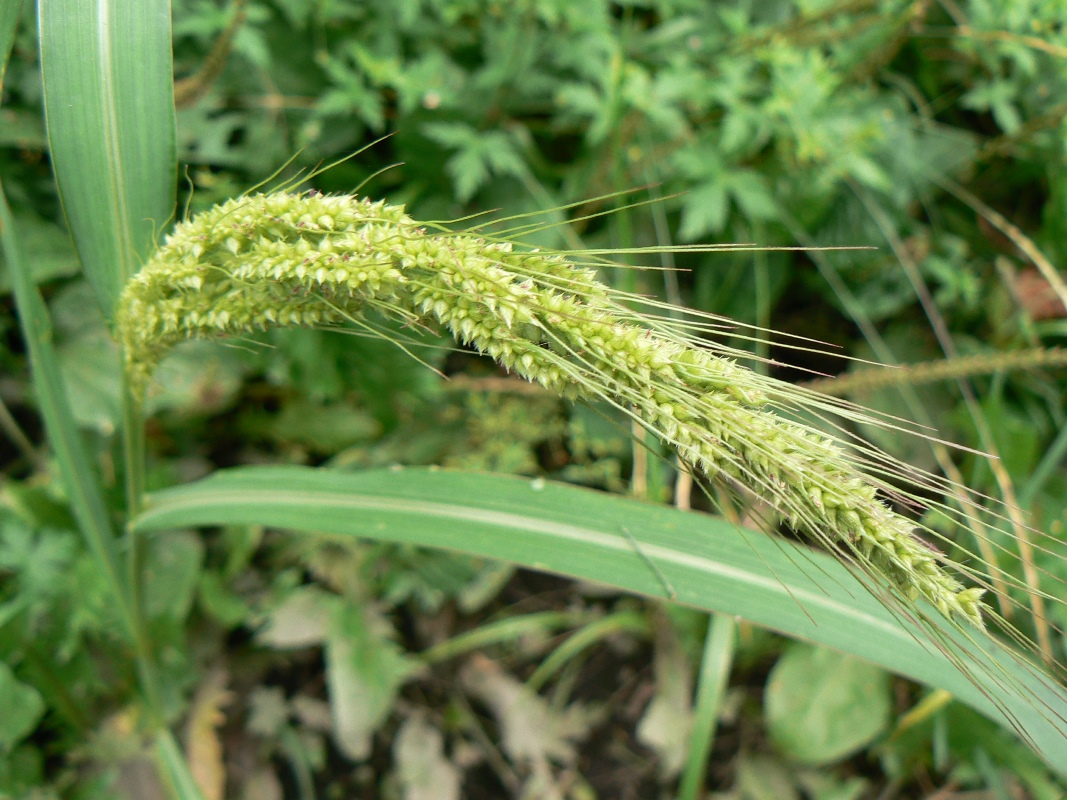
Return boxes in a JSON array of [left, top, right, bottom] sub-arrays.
[[934, 174, 1067, 314], [805, 347, 1067, 397], [937, 459, 1012, 620], [778, 207, 1015, 619], [0, 394, 40, 469], [674, 467, 694, 511], [419, 611, 597, 666], [525, 611, 650, 692], [675, 461, 737, 800], [857, 185, 1052, 662], [975, 100, 1067, 163], [122, 382, 149, 681], [122, 393, 148, 506], [678, 613, 736, 800], [752, 222, 771, 368], [641, 169, 683, 308], [173, 0, 247, 108], [156, 730, 209, 800], [921, 25, 1067, 60], [1019, 422, 1067, 511], [631, 420, 649, 500], [0, 181, 165, 723]]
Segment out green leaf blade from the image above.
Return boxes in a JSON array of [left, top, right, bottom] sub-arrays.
[[132, 465, 1067, 777], [38, 0, 176, 320], [155, 729, 208, 800]]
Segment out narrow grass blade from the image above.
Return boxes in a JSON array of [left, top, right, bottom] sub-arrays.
[[133, 465, 1067, 776], [0, 0, 23, 90], [38, 0, 175, 320], [678, 614, 736, 800], [0, 179, 174, 714], [0, 180, 129, 634], [525, 610, 650, 691], [155, 730, 207, 800]]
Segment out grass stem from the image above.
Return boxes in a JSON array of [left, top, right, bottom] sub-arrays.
[[1, 179, 167, 732], [678, 614, 736, 800]]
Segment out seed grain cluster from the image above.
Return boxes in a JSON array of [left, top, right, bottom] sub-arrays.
[[117, 192, 984, 625]]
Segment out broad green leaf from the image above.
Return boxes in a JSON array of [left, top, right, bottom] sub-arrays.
[[679, 182, 729, 239], [197, 571, 253, 629], [39, 0, 176, 320], [0, 744, 46, 792], [765, 643, 891, 765], [0, 519, 77, 610], [0, 661, 44, 750], [423, 123, 527, 202], [728, 170, 778, 221], [796, 773, 868, 800], [133, 465, 1067, 777]]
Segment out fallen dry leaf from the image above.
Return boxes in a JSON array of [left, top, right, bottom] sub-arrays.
[[184, 668, 233, 800], [257, 586, 333, 649], [637, 619, 695, 778], [1013, 266, 1067, 321], [394, 713, 462, 800], [460, 654, 603, 769]]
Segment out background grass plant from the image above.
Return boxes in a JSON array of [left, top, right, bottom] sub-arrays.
[[3, 1, 1067, 798]]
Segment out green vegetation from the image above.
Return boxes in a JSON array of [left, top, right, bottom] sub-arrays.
[[2, 1, 1067, 798]]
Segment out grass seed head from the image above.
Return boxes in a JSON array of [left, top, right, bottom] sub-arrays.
[[116, 191, 984, 626]]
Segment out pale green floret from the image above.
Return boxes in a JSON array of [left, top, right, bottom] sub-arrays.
[[116, 191, 984, 626]]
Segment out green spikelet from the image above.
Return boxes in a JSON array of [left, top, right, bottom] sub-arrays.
[[116, 191, 985, 626]]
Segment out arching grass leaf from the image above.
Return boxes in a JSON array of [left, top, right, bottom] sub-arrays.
[[132, 465, 1067, 778]]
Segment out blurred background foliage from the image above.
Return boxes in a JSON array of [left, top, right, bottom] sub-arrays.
[[2, 0, 1067, 797]]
